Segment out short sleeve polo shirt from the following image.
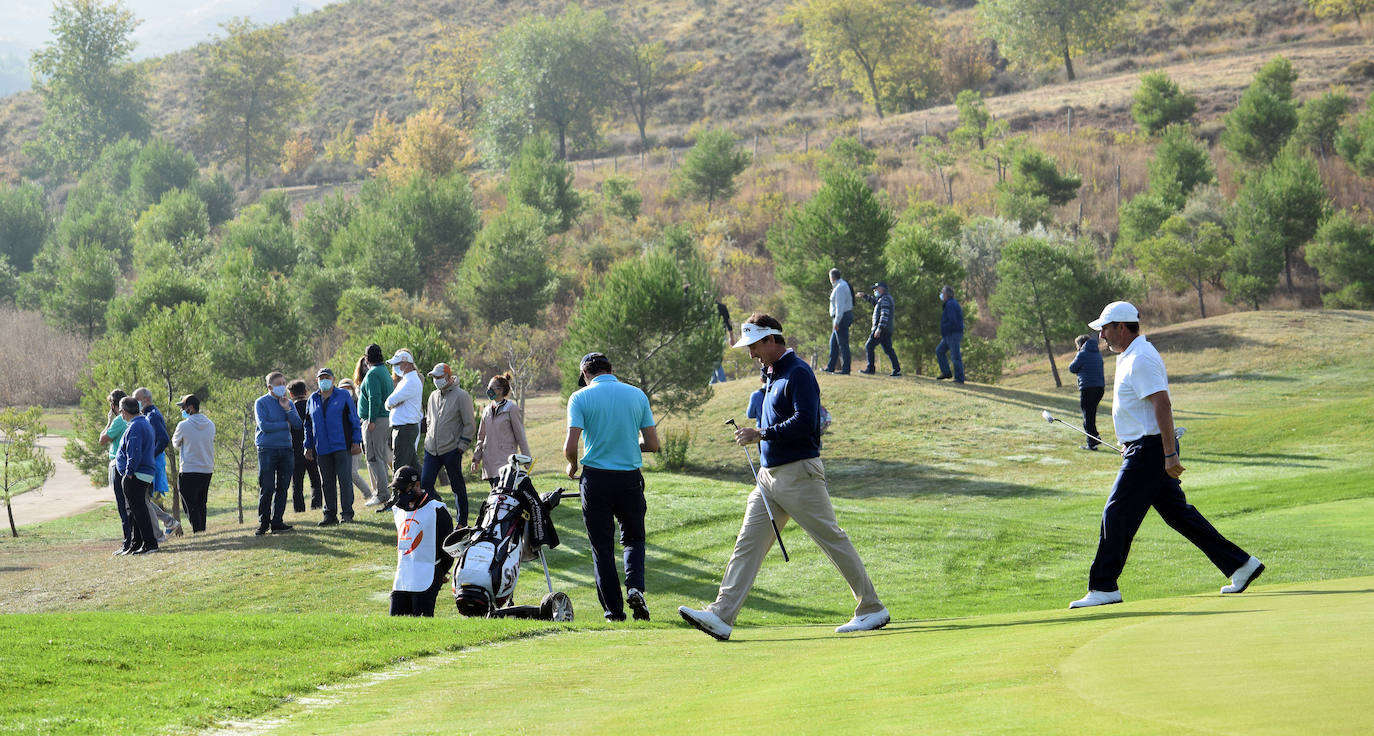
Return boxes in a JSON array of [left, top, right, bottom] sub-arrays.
[[1111, 336, 1170, 442], [567, 374, 656, 471]]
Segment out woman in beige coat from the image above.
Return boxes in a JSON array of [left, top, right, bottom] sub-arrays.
[[469, 372, 532, 486]]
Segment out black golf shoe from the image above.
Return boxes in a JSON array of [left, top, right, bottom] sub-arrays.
[[628, 588, 651, 621]]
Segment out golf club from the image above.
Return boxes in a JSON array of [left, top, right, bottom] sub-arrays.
[[725, 418, 789, 562], [1040, 409, 1123, 453]]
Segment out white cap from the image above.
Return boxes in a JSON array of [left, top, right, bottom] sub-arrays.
[[733, 322, 782, 348], [1088, 301, 1140, 330], [428, 362, 448, 377], [387, 349, 415, 365]]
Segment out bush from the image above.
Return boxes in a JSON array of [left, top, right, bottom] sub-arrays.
[[655, 427, 691, 472], [0, 180, 50, 272], [1222, 56, 1299, 166], [191, 171, 236, 227], [129, 137, 199, 211], [961, 335, 1006, 384], [451, 207, 555, 327], [600, 176, 642, 221], [133, 189, 211, 269], [1336, 91, 1374, 175], [221, 193, 299, 275], [1307, 210, 1374, 308], [506, 133, 582, 234], [674, 128, 751, 211], [0, 308, 89, 407], [818, 135, 875, 180], [1131, 71, 1197, 134]]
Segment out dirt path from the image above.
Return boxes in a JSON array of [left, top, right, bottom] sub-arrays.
[[8, 436, 111, 528]]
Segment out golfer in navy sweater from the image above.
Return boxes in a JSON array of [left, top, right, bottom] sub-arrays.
[[114, 397, 160, 555], [680, 314, 888, 640]]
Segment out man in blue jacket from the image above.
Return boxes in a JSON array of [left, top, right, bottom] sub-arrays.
[[1068, 334, 1106, 450], [680, 314, 889, 641], [936, 286, 965, 384], [255, 371, 302, 536], [304, 367, 364, 526], [115, 397, 160, 555]]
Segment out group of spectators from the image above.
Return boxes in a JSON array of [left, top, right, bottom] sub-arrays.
[[822, 268, 965, 382]]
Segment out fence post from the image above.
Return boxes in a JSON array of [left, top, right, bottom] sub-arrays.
[[858, 127, 864, 146], [1114, 164, 1121, 210], [613, 155, 618, 173], [804, 130, 809, 153], [924, 119, 929, 137], [753, 133, 758, 161], [1067, 107, 1074, 137]]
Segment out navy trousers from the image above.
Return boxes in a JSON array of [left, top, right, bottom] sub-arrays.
[[826, 310, 854, 373], [421, 448, 467, 526], [1088, 434, 1250, 592], [936, 330, 964, 382], [1079, 387, 1105, 448], [580, 467, 647, 618], [864, 330, 900, 372]]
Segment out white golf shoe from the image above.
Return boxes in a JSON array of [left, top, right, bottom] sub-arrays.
[[836, 607, 890, 633], [1221, 556, 1265, 594], [1068, 590, 1123, 609], [678, 606, 732, 641]]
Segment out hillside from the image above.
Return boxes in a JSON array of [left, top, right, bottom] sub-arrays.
[[0, 0, 1351, 177]]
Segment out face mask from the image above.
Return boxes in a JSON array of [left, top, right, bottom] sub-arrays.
[[434, 377, 448, 389], [271, 385, 287, 398], [319, 379, 333, 391], [486, 389, 499, 401], [180, 410, 190, 420]]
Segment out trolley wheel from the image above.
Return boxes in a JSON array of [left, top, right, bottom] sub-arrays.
[[539, 591, 574, 622]]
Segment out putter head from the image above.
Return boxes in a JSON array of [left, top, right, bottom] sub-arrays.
[[724, 418, 738, 428], [1041, 410, 1055, 423]]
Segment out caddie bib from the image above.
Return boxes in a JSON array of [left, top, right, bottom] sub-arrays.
[[393, 499, 446, 592]]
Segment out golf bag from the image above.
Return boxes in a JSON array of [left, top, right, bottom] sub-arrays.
[[442, 454, 570, 619]]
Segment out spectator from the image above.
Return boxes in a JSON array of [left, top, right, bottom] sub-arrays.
[[386, 466, 455, 617], [336, 378, 375, 502], [1068, 334, 1106, 451], [303, 368, 363, 526], [679, 314, 889, 640], [746, 369, 767, 427], [385, 349, 423, 472], [114, 396, 160, 555], [709, 301, 735, 384], [470, 372, 532, 488], [171, 394, 215, 533], [422, 363, 475, 525], [859, 282, 901, 377], [936, 285, 965, 384], [359, 344, 395, 507], [823, 268, 854, 374], [254, 371, 300, 536], [563, 352, 660, 622], [133, 387, 179, 538], [288, 379, 322, 513], [99, 389, 133, 555]]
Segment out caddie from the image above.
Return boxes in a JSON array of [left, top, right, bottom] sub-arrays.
[[385, 465, 455, 617]]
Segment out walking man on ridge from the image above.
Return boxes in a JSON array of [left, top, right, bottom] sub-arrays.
[[859, 282, 901, 377], [935, 285, 964, 384], [823, 268, 854, 375], [1069, 301, 1264, 609], [680, 314, 889, 640]]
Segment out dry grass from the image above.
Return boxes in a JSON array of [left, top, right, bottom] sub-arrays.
[[0, 310, 90, 409]]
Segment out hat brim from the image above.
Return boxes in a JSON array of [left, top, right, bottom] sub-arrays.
[[1088, 317, 1109, 330], [732, 333, 767, 348]]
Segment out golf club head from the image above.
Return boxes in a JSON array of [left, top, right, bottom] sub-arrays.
[[1175, 427, 1187, 440], [724, 418, 738, 429], [1041, 410, 1055, 423]]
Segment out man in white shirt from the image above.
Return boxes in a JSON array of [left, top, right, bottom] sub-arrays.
[[823, 268, 854, 375], [385, 349, 424, 472], [1069, 301, 1264, 609]]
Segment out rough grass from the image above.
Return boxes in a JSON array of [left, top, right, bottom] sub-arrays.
[[1, 310, 1371, 733]]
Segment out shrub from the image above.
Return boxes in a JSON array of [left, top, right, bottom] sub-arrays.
[[129, 137, 199, 211], [0, 180, 50, 272], [674, 128, 751, 211], [1131, 71, 1197, 134], [655, 427, 691, 472]]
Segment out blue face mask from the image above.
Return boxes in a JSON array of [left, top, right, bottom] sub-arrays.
[[271, 385, 287, 398], [180, 410, 190, 420], [319, 379, 333, 391]]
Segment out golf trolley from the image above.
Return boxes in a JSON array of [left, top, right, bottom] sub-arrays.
[[441, 454, 578, 622]]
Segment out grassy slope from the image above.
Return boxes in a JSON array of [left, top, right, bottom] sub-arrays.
[[0, 311, 1371, 733]]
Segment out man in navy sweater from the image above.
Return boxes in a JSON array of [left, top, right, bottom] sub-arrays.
[[935, 285, 965, 383], [680, 314, 889, 640], [115, 397, 161, 555]]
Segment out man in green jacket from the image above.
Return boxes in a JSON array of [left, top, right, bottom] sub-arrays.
[[360, 343, 395, 507]]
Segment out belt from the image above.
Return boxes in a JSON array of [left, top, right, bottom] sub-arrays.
[[1122, 434, 1161, 447]]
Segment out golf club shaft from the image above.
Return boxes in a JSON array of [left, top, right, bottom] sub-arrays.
[[739, 442, 790, 562], [1051, 418, 1122, 453]]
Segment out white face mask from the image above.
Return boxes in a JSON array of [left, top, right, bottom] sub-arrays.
[[271, 385, 287, 398], [434, 377, 448, 389]]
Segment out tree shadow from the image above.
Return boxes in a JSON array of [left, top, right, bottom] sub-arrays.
[[1191, 451, 1329, 469], [1148, 325, 1267, 353], [1170, 372, 1297, 384], [1248, 588, 1374, 597], [684, 458, 1065, 500]]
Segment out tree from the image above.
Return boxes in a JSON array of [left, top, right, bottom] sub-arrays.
[[786, 0, 941, 118], [478, 5, 617, 161], [1135, 216, 1231, 318], [1307, 210, 1374, 308], [950, 90, 993, 151], [1146, 124, 1216, 205], [204, 247, 308, 378], [1, 407, 56, 537], [407, 24, 488, 126], [129, 302, 212, 524], [615, 33, 697, 150], [1222, 56, 1299, 167], [956, 216, 1020, 310], [105, 266, 207, 333], [478, 320, 556, 410], [1336, 91, 1374, 176], [560, 246, 721, 416], [978, 0, 1122, 82], [996, 148, 1081, 229], [328, 323, 476, 413], [0, 181, 50, 272], [883, 222, 966, 373], [66, 333, 143, 481], [1307, 0, 1374, 25], [766, 171, 894, 346], [1131, 71, 1197, 134], [368, 109, 479, 183], [1230, 145, 1330, 295], [26, 0, 149, 177], [219, 193, 298, 275], [992, 235, 1134, 387], [133, 188, 211, 269], [199, 18, 311, 185], [42, 241, 118, 340], [819, 135, 877, 181], [674, 128, 751, 211], [451, 207, 556, 327], [209, 376, 260, 524], [917, 136, 958, 205], [129, 137, 199, 211], [1296, 88, 1355, 161], [506, 134, 582, 234]]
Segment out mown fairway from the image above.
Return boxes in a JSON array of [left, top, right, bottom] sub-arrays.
[[1, 311, 1371, 734]]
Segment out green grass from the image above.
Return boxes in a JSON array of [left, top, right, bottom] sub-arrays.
[[1, 311, 1371, 733]]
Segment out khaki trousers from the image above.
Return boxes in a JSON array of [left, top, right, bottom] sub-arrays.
[[364, 415, 392, 501], [708, 456, 884, 626]]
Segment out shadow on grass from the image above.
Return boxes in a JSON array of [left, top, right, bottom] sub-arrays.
[[1249, 588, 1374, 597], [1171, 372, 1297, 384], [1193, 451, 1329, 469], [1149, 325, 1268, 354], [682, 458, 1066, 500], [727, 608, 1263, 643]]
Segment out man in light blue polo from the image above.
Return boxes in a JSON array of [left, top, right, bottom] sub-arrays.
[[563, 352, 660, 622]]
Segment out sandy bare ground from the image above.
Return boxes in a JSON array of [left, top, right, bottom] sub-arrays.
[[7, 436, 111, 528]]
